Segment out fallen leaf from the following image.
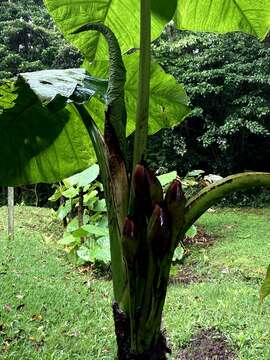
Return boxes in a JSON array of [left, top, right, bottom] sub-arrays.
[[15, 293, 24, 300], [2, 341, 10, 352], [221, 267, 230, 274], [31, 314, 43, 321], [3, 304, 12, 312]]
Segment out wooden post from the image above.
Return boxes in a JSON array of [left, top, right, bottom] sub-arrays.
[[8, 187, 14, 240]]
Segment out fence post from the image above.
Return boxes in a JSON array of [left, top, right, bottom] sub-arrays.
[[8, 187, 14, 240]]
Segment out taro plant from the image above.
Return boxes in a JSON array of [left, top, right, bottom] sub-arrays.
[[1, 1, 270, 358], [49, 164, 110, 266]]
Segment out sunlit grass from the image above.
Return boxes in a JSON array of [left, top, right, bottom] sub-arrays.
[[0, 206, 270, 359]]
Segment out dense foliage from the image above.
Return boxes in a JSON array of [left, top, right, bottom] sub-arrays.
[[0, 0, 83, 205], [151, 30, 270, 176], [0, 0, 82, 79]]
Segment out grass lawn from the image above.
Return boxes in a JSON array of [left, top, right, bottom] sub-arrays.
[[0, 206, 270, 359]]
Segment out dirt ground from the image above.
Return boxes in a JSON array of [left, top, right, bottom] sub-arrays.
[[175, 328, 236, 360]]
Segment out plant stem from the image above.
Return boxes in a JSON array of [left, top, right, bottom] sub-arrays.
[[132, 0, 151, 167], [75, 103, 128, 306], [78, 186, 84, 243], [184, 172, 270, 233]]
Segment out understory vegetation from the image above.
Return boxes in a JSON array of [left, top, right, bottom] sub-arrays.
[[1, 206, 270, 359]]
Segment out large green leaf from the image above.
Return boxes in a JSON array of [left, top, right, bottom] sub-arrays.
[[20, 68, 107, 107], [44, 0, 177, 61], [84, 54, 190, 135], [175, 0, 270, 40], [125, 54, 190, 134], [81, 224, 109, 237], [151, 0, 178, 23], [63, 164, 100, 187], [0, 69, 107, 186], [157, 171, 177, 188]]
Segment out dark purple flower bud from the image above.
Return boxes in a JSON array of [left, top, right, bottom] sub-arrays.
[[165, 179, 186, 240], [146, 169, 163, 207], [147, 205, 171, 258], [133, 164, 147, 196], [123, 217, 135, 239], [122, 217, 138, 266], [133, 164, 163, 219], [166, 179, 185, 204]]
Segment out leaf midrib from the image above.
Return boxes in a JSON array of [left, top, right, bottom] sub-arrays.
[[232, 0, 257, 36]]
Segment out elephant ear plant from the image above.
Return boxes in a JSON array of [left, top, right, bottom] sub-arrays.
[[1, 0, 270, 358]]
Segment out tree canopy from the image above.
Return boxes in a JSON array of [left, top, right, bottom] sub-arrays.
[[0, 0, 82, 79], [150, 30, 270, 175]]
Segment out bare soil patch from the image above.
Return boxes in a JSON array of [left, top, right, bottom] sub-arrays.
[[175, 328, 236, 360], [170, 266, 210, 285], [170, 227, 215, 285], [184, 226, 215, 247]]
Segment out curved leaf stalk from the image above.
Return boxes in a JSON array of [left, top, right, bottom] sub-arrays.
[[72, 24, 129, 307], [183, 172, 270, 234], [73, 22, 129, 242], [74, 104, 127, 305], [72, 23, 127, 157]]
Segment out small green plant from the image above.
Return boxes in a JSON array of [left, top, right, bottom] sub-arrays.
[[49, 164, 110, 266]]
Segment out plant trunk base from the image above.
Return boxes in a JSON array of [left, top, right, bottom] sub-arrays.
[[113, 302, 171, 360]]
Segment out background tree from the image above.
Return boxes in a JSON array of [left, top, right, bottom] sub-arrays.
[[151, 30, 270, 176], [0, 0, 82, 79]]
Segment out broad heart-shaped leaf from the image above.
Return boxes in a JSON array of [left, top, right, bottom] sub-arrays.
[[81, 224, 109, 237], [63, 164, 100, 188], [44, 0, 177, 61], [185, 225, 197, 239], [125, 54, 190, 134], [175, 0, 270, 40], [173, 245, 185, 262], [84, 54, 190, 136], [0, 69, 108, 186], [20, 68, 107, 107], [77, 238, 110, 263], [157, 171, 177, 188]]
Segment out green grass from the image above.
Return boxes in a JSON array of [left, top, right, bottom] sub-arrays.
[[166, 208, 270, 359], [0, 207, 115, 359], [1, 206, 270, 359]]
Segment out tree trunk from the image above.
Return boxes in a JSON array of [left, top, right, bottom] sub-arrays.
[[113, 302, 171, 360]]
